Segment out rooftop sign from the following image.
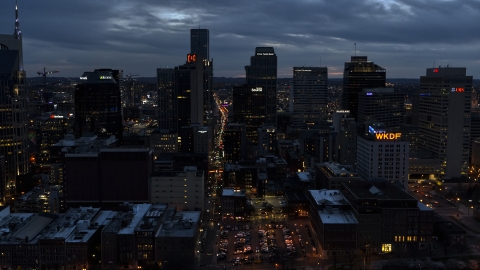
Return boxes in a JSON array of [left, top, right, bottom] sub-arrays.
[[187, 54, 197, 63], [375, 133, 401, 140]]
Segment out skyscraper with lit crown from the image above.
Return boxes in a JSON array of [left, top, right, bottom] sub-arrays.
[[0, 1, 29, 198]]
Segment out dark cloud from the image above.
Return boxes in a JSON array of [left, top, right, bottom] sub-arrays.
[[1, 0, 479, 78]]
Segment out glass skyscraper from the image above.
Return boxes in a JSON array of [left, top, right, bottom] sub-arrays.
[[190, 29, 209, 61], [0, 2, 28, 197], [74, 69, 123, 140], [342, 56, 386, 121], [292, 67, 328, 125], [245, 47, 277, 125]]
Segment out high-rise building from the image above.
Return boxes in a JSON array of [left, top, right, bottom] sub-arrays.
[[342, 56, 386, 121], [174, 55, 213, 130], [292, 67, 328, 125], [156, 68, 175, 131], [232, 85, 266, 144], [190, 29, 213, 124], [74, 69, 123, 140], [418, 67, 472, 178], [356, 127, 409, 189], [357, 88, 405, 129], [245, 47, 277, 125], [190, 29, 209, 61], [0, 1, 29, 197]]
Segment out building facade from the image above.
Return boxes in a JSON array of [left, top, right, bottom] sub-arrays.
[[342, 180, 434, 254], [342, 56, 386, 121], [156, 68, 176, 131], [357, 130, 409, 189], [64, 147, 153, 209], [245, 47, 277, 125], [150, 166, 204, 211], [223, 123, 246, 163], [418, 67, 472, 178], [190, 29, 209, 61], [232, 85, 266, 144], [292, 67, 328, 125], [357, 88, 405, 129], [0, 3, 29, 197], [74, 69, 123, 140]]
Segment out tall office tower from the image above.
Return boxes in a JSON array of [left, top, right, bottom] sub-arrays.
[[190, 29, 213, 124], [357, 88, 405, 129], [233, 85, 266, 144], [0, 1, 29, 197], [357, 126, 409, 189], [174, 54, 213, 130], [123, 76, 141, 107], [342, 56, 386, 121], [418, 67, 472, 178], [292, 67, 328, 125], [74, 69, 123, 140], [157, 68, 175, 131], [190, 29, 209, 61], [245, 47, 277, 125]]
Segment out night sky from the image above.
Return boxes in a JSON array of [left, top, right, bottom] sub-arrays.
[[1, 0, 479, 78]]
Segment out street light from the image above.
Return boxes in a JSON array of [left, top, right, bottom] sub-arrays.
[[275, 263, 278, 270]]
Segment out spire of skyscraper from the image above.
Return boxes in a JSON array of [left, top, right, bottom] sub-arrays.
[[14, 0, 21, 40]]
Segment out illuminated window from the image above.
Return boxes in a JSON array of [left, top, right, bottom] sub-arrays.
[[381, 244, 392, 253]]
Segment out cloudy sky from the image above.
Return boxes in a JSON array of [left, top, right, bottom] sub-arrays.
[[1, 0, 479, 78]]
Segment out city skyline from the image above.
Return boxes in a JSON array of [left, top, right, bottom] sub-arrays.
[[1, 1, 479, 78]]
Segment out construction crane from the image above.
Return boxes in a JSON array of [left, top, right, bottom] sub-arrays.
[[37, 67, 60, 88]]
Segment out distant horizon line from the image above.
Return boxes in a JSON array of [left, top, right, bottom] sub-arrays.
[[25, 76, 425, 80]]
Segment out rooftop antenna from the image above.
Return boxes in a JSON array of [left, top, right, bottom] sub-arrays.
[[320, 56, 321, 67], [354, 43, 356, 56], [14, 0, 21, 40], [433, 61, 435, 68]]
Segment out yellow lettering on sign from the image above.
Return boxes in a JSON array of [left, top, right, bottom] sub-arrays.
[[375, 133, 402, 140]]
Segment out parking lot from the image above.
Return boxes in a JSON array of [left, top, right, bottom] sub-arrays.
[[216, 221, 312, 267]]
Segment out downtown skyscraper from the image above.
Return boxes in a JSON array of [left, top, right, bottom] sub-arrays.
[[190, 29, 209, 61], [418, 67, 472, 178], [74, 69, 123, 140], [157, 29, 213, 133], [342, 56, 386, 121], [232, 85, 266, 144], [245, 47, 277, 125], [291, 67, 328, 125], [0, 1, 29, 198]]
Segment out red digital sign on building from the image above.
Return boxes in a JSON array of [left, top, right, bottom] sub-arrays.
[[187, 54, 197, 63]]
